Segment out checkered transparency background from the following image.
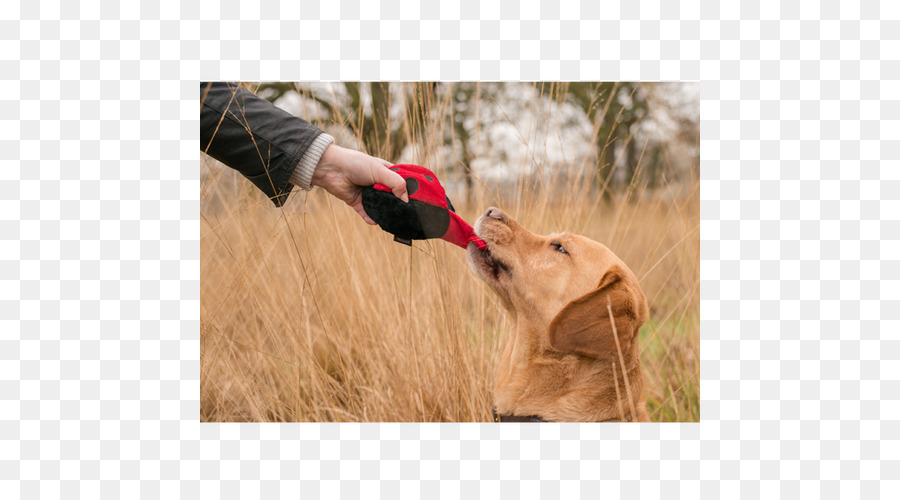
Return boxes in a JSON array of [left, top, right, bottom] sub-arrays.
[[2, 0, 898, 498]]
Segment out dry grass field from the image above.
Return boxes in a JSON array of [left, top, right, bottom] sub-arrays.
[[200, 83, 699, 422]]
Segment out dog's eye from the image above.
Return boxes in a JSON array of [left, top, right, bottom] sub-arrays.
[[551, 241, 567, 254]]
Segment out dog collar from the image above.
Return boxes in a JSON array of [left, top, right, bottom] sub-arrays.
[[492, 406, 546, 422], [491, 406, 635, 422]]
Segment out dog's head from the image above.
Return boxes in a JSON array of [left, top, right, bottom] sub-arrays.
[[467, 207, 649, 360]]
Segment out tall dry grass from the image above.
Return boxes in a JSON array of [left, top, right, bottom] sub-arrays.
[[201, 83, 699, 422]]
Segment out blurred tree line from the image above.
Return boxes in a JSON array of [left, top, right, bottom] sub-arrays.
[[250, 82, 698, 201]]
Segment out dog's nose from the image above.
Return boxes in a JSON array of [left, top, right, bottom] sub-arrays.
[[486, 207, 506, 221]]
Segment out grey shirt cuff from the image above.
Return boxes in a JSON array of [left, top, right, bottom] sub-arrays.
[[289, 133, 335, 190]]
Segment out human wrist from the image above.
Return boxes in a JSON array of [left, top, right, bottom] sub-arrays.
[[290, 133, 334, 190]]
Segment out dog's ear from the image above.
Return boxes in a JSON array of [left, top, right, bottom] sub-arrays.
[[548, 266, 644, 359]]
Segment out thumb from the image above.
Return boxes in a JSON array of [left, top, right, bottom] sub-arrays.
[[375, 166, 409, 203]]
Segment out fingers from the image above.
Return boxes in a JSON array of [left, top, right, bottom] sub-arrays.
[[375, 165, 409, 203], [353, 202, 378, 225]]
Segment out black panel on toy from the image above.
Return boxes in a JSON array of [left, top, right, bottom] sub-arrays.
[[362, 187, 451, 240]]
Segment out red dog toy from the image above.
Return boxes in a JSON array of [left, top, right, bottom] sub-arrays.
[[361, 164, 487, 250]]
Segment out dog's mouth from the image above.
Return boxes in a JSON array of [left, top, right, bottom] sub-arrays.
[[467, 241, 510, 280]]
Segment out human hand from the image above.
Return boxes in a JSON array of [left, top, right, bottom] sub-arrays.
[[310, 144, 409, 225]]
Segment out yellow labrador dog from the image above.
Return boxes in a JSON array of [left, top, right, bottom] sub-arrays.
[[468, 208, 650, 422]]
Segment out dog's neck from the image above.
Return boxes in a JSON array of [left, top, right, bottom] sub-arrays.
[[493, 319, 648, 422]]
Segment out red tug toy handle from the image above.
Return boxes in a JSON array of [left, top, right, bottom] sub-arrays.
[[361, 164, 487, 250]]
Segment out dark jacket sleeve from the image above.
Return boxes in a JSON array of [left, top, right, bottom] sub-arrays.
[[200, 82, 325, 207]]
